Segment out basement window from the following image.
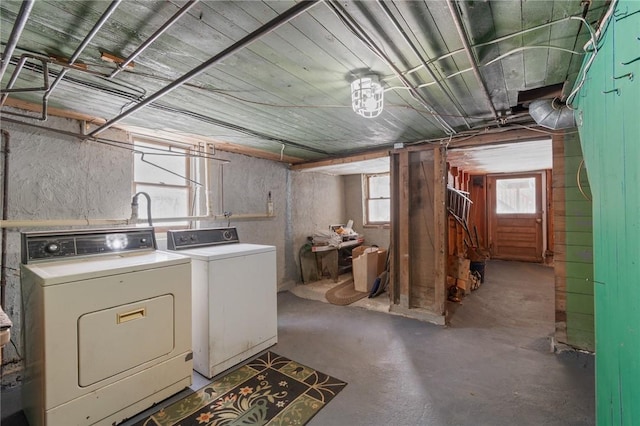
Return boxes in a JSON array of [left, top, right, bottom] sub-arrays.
[[365, 173, 390, 225], [496, 177, 536, 214], [133, 139, 194, 228]]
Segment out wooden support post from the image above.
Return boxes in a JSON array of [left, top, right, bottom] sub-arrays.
[[390, 152, 411, 308], [398, 150, 411, 308], [434, 145, 447, 315], [450, 166, 459, 188]]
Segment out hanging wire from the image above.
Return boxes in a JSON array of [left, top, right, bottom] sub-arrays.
[[139, 152, 203, 186], [0, 116, 231, 166], [577, 159, 592, 201], [567, 0, 618, 106], [382, 14, 599, 82], [384, 45, 584, 94]]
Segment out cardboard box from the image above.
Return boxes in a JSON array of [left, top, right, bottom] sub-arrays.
[[447, 255, 470, 281], [456, 278, 470, 294], [352, 246, 387, 293]]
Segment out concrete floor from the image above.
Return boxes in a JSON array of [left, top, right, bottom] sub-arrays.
[[1, 260, 595, 425], [275, 260, 595, 426]]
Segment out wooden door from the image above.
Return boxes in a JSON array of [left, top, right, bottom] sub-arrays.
[[488, 174, 543, 262]]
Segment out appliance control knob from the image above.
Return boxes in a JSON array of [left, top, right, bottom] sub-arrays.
[[44, 242, 60, 254], [223, 230, 232, 240], [140, 238, 148, 244], [180, 236, 188, 242]]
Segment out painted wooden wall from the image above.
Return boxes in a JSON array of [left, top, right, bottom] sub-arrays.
[[572, 1, 640, 423], [552, 132, 594, 351]]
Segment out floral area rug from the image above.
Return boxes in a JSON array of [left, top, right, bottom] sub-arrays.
[[134, 352, 347, 426]]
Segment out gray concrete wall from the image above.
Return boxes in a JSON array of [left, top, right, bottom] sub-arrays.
[[290, 171, 345, 281], [0, 113, 349, 387], [1, 113, 132, 386], [199, 151, 291, 288], [344, 174, 390, 249]]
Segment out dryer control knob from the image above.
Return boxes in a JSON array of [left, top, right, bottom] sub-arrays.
[[223, 230, 232, 240], [45, 242, 60, 254]]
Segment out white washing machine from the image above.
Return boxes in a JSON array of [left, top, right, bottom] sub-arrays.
[[166, 227, 277, 378], [20, 228, 193, 426]]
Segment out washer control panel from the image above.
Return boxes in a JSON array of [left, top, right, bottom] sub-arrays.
[[167, 227, 239, 250], [21, 227, 156, 263]]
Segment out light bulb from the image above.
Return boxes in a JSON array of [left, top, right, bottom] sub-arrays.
[[364, 94, 377, 111]]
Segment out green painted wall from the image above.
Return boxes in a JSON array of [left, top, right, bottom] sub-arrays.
[[563, 133, 595, 350], [573, 1, 640, 424]]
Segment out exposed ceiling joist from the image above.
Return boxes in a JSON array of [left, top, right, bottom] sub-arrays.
[[0, 0, 609, 161]]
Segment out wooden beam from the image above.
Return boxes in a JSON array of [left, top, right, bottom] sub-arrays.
[[3, 98, 107, 124], [398, 150, 411, 308], [402, 128, 551, 152], [390, 154, 399, 305], [290, 150, 389, 171], [449, 128, 554, 148], [462, 171, 470, 192], [49, 56, 89, 71], [2, 100, 304, 163], [100, 51, 135, 68], [433, 145, 447, 315]]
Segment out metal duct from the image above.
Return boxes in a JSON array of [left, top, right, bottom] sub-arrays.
[[528, 98, 576, 130]]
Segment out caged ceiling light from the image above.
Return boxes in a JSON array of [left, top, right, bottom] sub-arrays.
[[351, 75, 384, 118]]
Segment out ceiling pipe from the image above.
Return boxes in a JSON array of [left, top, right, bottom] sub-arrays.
[[109, 0, 200, 79], [0, 54, 50, 109], [0, 212, 271, 229], [88, 0, 321, 138], [0, 1, 121, 119], [376, 0, 471, 130], [326, 1, 456, 135], [42, 0, 123, 120], [0, 0, 35, 83], [0, 116, 229, 164], [396, 14, 593, 83], [445, 0, 499, 122]]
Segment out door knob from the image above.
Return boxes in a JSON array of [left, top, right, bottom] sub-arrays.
[[536, 218, 542, 223]]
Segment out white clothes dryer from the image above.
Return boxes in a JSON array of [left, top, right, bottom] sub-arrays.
[[166, 227, 277, 379], [20, 228, 193, 426]]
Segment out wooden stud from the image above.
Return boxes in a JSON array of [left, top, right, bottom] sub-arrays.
[[398, 150, 411, 308], [434, 145, 447, 315], [100, 51, 135, 68], [49, 55, 89, 70]]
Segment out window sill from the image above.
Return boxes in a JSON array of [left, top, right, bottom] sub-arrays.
[[363, 224, 390, 229]]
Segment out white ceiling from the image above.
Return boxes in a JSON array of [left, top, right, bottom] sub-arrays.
[[447, 139, 552, 174], [301, 139, 552, 176], [299, 156, 390, 175]]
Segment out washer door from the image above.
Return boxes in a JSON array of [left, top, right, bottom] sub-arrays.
[[78, 295, 174, 387]]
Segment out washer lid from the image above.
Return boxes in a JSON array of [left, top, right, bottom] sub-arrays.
[[168, 243, 275, 261], [21, 250, 191, 285]]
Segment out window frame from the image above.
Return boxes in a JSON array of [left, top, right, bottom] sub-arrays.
[[132, 137, 195, 231], [364, 172, 391, 226], [495, 176, 537, 215]]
